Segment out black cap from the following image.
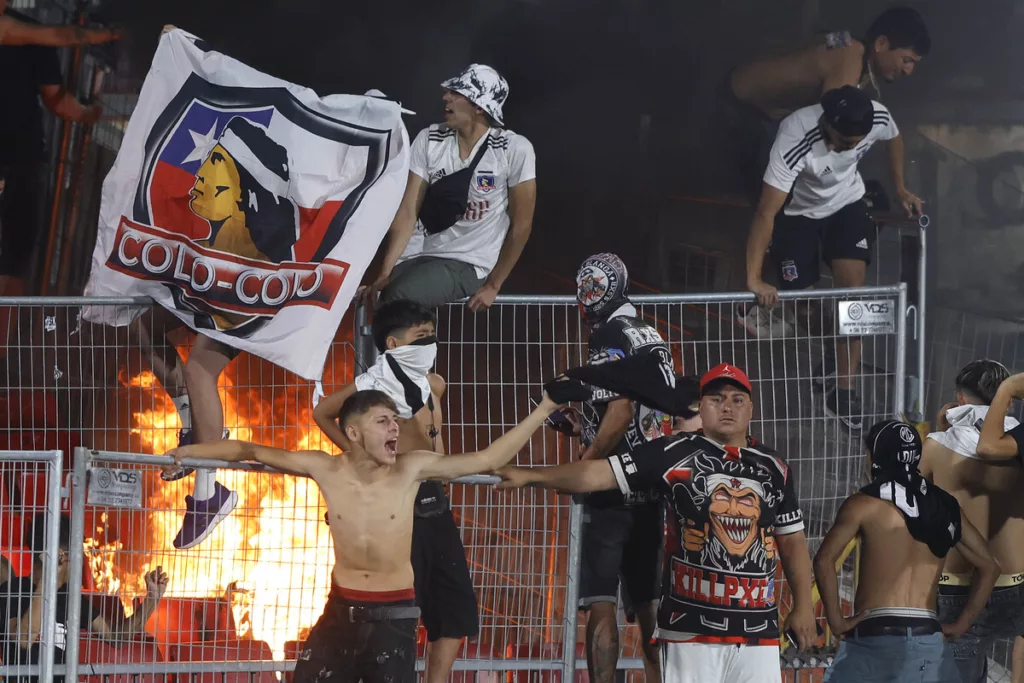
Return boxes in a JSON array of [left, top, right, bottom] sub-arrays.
[[821, 86, 875, 137], [865, 420, 922, 471]]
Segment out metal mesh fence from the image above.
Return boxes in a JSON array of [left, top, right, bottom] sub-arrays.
[[0, 287, 906, 680], [0, 450, 64, 682]]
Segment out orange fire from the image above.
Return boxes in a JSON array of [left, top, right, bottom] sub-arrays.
[[93, 370, 338, 658]]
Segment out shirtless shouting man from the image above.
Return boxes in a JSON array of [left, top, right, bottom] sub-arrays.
[[167, 389, 562, 683], [815, 420, 996, 683], [313, 300, 479, 683]]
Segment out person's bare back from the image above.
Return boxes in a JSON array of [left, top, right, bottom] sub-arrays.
[[852, 493, 945, 613], [922, 439, 1024, 575], [731, 40, 866, 121]]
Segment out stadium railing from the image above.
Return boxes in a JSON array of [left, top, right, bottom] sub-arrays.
[[0, 286, 907, 681]]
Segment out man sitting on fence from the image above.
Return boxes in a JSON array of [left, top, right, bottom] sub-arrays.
[[166, 389, 564, 683], [312, 300, 478, 683], [498, 363, 818, 683], [743, 85, 916, 431], [360, 64, 536, 312], [0, 513, 169, 680], [937, 365, 1024, 683], [815, 420, 996, 683], [720, 6, 930, 206]]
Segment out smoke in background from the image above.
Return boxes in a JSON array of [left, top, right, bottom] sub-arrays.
[[90, 0, 1024, 297]]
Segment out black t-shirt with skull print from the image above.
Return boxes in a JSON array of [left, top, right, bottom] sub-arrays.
[[608, 432, 804, 643], [581, 312, 672, 508]]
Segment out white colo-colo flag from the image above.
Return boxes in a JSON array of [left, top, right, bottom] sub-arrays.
[[85, 29, 409, 379]]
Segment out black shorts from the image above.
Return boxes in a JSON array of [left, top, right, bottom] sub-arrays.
[[0, 164, 45, 278], [579, 501, 662, 607], [412, 507, 480, 641], [769, 199, 876, 291], [293, 587, 419, 683]]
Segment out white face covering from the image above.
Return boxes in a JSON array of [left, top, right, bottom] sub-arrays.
[[354, 338, 437, 419]]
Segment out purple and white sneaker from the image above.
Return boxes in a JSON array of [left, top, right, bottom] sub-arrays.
[[161, 428, 230, 482], [172, 481, 238, 550]]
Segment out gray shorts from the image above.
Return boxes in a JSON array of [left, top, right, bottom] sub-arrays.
[[937, 582, 1024, 683], [379, 256, 486, 309], [824, 630, 959, 683]]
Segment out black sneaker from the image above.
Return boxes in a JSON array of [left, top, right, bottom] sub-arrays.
[[824, 388, 864, 431]]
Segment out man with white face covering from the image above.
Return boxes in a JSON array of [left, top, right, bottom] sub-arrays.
[[313, 300, 478, 683], [918, 359, 1024, 683], [361, 64, 537, 312]]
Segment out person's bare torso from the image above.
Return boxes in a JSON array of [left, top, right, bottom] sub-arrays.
[[397, 374, 445, 455], [854, 494, 945, 613], [315, 455, 422, 592], [731, 41, 866, 121], [925, 440, 1024, 574]]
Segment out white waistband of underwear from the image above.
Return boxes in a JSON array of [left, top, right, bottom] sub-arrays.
[[861, 607, 937, 621]]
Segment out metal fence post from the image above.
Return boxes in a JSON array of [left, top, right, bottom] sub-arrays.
[[895, 283, 908, 419], [64, 446, 91, 683], [917, 225, 927, 421], [353, 301, 378, 372], [37, 450, 64, 683], [561, 499, 584, 682]]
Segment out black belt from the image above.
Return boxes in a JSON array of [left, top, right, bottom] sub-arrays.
[[850, 620, 940, 639], [347, 605, 421, 623]]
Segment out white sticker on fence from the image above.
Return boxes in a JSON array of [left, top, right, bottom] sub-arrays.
[[87, 468, 143, 508], [838, 300, 896, 336]]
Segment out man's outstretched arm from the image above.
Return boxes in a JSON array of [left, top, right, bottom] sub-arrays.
[[496, 460, 618, 494], [166, 441, 329, 477], [0, 16, 119, 47], [408, 395, 561, 481]]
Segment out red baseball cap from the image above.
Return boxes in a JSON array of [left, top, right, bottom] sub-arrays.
[[700, 363, 752, 395]]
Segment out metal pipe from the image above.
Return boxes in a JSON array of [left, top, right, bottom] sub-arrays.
[[58, 65, 106, 294], [560, 500, 583, 682], [64, 446, 91, 683], [895, 283, 908, 418], [40, 9, 87, 295], [34, 451, 64, 683], [870, 212, 930, 229], [917, 227, 927, 421], [0, 285, 905, 308]]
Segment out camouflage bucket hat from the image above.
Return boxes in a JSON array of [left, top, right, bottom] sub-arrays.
[[441, 64, 509, 125]]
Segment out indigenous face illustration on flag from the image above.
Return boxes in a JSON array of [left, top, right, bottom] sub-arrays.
[[102, 71, 398, 338]]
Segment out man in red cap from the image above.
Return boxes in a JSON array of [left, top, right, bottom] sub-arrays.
[[499, 363, 817, 683]]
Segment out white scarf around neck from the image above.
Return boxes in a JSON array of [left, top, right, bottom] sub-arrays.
[[354, 342, 436, 419]]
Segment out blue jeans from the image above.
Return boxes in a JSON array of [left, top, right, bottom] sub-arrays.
[[823, 631, 961, 683]]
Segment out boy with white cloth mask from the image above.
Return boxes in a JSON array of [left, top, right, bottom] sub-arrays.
[[918, 359, 1024, 683], [313, 300, 479, 683]]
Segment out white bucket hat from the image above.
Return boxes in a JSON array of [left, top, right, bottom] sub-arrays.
[[441, 64, 509, 125]]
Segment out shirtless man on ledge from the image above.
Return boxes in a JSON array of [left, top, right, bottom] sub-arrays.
[[814, 420, 997, 683], [167, 389, 562, 683]]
